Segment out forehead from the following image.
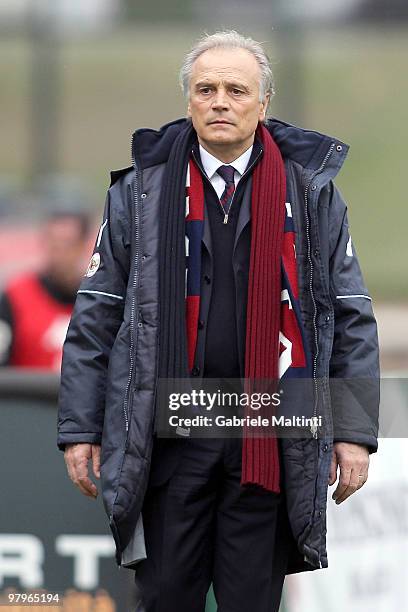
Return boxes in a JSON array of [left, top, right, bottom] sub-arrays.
[[190, 47, 260, 87]]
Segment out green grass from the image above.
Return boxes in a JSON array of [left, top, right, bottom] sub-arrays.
[[0, 24, 406, 299]]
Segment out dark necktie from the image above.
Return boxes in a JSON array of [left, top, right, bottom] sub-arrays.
[[216, 164, 236, 224]]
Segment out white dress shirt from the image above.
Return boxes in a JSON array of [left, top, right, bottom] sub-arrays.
[[199, 143, 253, 199]]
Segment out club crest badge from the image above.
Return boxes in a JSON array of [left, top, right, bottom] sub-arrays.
[[85, 252, 101, 277]]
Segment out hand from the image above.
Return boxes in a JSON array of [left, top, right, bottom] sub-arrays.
[[328, 441, 369, 505], [64, 443, 101, 498]]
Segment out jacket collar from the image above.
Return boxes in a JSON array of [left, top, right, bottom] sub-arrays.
[[131, 116, 349, 182]]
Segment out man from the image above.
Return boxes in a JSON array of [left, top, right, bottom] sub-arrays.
[[58, 31, 379, 612], [0, 211, 90, 369]]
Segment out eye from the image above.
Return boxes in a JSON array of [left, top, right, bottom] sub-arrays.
[[199, 87, 212, 95], [231, 88, 243, 95]]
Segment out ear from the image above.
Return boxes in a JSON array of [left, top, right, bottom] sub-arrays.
[[259, 93, 270, 121], [187, 102, 192, 117]]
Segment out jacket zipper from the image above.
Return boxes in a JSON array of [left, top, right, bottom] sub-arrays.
[[110, 137, 144, 554], [303, 142, 335, 438], [191, 148, 263, 223], [122, 133, 142, 433]]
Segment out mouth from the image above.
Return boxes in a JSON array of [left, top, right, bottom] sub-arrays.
[[209, 120, 234, 125]]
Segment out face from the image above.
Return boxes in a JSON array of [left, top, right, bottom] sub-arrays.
[[187, 47, 270, 161], [41, 218, 88, 291]]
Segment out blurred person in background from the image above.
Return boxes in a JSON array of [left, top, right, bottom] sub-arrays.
[[0, 211, 90, 370], [57, 30, 379, 612]]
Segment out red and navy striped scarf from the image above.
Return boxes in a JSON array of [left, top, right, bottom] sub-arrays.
[[184, 123, 311, 492]]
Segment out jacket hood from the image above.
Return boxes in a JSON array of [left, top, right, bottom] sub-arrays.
[[131, 116, 349, 180]]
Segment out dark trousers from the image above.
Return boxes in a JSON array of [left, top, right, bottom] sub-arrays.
[[134, 436, 291, 612]]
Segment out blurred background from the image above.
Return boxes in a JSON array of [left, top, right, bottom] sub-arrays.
[[0, 1, 407, 611]]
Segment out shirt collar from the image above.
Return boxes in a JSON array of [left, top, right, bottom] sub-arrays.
[[198, 142, 254, 180]]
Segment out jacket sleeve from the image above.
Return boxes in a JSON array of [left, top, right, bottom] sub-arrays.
[[57, 172, 131, 451], [327, 182, 380, 453]]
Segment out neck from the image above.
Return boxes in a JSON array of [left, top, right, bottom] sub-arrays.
[[40, 272, 78, 304], [197, 134, 255, 163]]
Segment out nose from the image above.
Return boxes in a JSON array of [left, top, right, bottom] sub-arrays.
[[211, 88, 230, 110]]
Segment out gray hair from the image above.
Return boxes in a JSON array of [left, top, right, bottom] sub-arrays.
[[179, 30, 275, 108]]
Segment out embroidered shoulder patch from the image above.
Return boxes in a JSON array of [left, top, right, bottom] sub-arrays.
[[85, 252, 101, 277]]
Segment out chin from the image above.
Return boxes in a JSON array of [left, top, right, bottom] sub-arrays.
[[205, 131, 234, 143]]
